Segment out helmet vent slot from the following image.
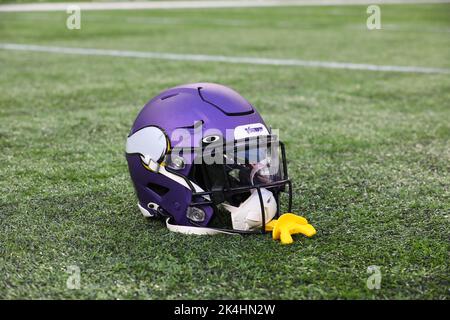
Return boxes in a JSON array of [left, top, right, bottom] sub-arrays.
[[177, 120, 204, 130], [197, 85, 255, 116], [161, 93, 179, 100], [147, 182, 169, 197]]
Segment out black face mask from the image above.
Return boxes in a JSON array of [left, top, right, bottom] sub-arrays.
[[166, 135, 292, 234]]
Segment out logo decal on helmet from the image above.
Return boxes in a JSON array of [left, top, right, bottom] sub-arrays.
[[234, 123, 269, 139]]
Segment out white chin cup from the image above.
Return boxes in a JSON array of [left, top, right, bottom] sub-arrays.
[[222, 188, 277, 231]]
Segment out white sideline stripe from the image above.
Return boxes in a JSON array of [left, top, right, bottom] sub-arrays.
[[1, 0, 450, 12], [6, 15, 450, 33], [0, 43, 449, 75]]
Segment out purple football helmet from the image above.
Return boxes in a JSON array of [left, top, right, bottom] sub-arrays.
[[126, 83, 292, 235]]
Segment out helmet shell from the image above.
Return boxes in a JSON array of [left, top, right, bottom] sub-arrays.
[[126, 83, 268, 227]]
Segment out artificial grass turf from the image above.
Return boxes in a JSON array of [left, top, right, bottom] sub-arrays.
[[0, 4, 449, 299]]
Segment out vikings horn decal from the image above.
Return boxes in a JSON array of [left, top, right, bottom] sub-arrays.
[[126, 126, 168, 168]]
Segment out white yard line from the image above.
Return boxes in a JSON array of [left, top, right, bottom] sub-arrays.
[[0, 43, 448, 74], [0, 0, 449, 12]]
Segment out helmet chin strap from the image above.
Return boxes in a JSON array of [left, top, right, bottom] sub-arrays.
[[165, 188, 277, 235], [165, 218, 236, 235], [138, 177, 276, 235], [138, 203, 230, 235], [222, 187, 277, 231]]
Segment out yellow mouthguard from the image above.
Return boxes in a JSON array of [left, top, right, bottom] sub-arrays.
[[265, 213, 316, 245]]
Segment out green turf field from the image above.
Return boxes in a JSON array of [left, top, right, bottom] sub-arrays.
[[0, 3, 449, 299]]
